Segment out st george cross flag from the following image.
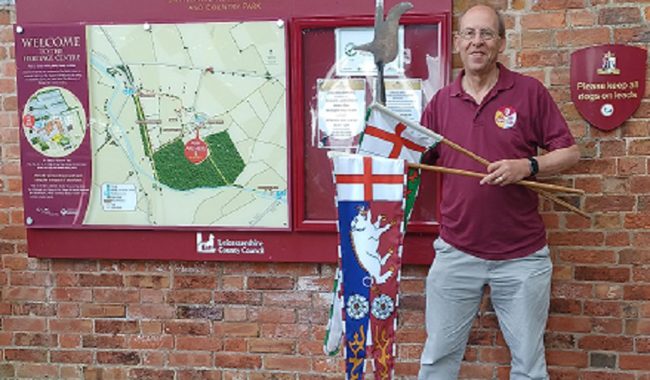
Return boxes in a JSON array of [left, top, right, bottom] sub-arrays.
[[359, 102, 443, 223], [359, 102, 442, 163], [328, 152, 408, 380]]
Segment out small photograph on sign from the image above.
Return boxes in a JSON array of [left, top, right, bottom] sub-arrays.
[[22, 86, 87, 158]]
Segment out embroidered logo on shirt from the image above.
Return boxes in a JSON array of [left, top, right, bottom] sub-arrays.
[[494, 106, 517, 129]]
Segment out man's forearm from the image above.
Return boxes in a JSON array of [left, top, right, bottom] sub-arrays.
[[535, 145, 580, 176]]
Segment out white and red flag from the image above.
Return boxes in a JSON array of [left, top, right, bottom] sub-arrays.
[[359, 102, 442, 163], [326, 152, 407, 380]]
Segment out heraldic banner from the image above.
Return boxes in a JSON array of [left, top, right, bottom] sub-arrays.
[[329, 152, 408, 380], [358, 102, 442, 223]]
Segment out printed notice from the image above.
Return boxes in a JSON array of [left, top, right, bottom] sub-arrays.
[[317, 78, 366, 149], [384, 78, 423, 123], [101, 184, 137, 211]]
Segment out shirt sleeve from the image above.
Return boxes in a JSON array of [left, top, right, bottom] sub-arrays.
[[535, 82, 576, 151]]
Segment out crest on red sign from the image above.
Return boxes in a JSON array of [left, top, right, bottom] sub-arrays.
[[571, 44, 646, 131]]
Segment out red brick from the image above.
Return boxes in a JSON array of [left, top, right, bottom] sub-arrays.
[[546, 350, 588, 367], [555, 28, 610, 47], [4, 349, 47, 362], [173, 274, 217, 289], [599, 7, 641, 24], [619, 249, 650, 265], [168, 289, 212, 303], [214, 353, 262, 369], [14, 364, 57, 379], [583, 301, 622, 317], [478, 346, 510, 363], [50, 319, 93, 334], [124, 274, 170, 288], [128, 369, 175, 380], [550, 298, 582, 314], [248, 276, 295, 290], [618, 157, 647, 175], [548, 231, 604, 246], [96, 351, 141, 365], [215, 322, 259, 337], [163, 321, 210, 335], [592, 318, 622, 334], [78, 273, 124, 287], [83, 367, 128, 380], [458, 363, 495, 379], [522, 12, 566, 29], [95, 320, 139, 334], [12, 303, 56, 317], [175, 336, 221, 351], [169, 351, 212, 367], [50, 350, 93, 364], [3, 317, 46, 332], [82, 335, 127, 349], [14, 333, 56, 347], [575, 266, 630, 283], [129, 304, 175, 319], [81, 304, 126, 318], [579, 335, 633, 351], [558, 249, 616, 264], [249, 338, 295, 354], [215, 291, 262, 305], [568, 9, 596, 26], [248, 306, 296, 323], [619, 354, 650, 370], [178, 370, 222, 380], [547, 316, 592, 332], [264, 356, 311, 371], [93, 289, 139, 303]]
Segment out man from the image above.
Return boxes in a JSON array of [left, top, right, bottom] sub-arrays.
[[418, 4, 580, 380]]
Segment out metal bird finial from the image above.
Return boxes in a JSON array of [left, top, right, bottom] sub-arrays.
[[354, 2, 413, 104]]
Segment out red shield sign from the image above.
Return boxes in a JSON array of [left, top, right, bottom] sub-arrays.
[[571, 44, 646, 131]]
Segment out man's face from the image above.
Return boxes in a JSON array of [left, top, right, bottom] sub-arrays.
[[455, 6, 505, 76]]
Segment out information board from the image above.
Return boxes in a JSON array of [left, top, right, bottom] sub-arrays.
[[16, 0, 451, 264]]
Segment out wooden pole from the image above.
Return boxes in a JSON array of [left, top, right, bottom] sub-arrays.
[[370, 102, 589, 218], [409, 163, 585, 195]]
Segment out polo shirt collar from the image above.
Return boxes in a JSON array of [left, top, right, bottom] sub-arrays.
[[450, 63, 515, 98]]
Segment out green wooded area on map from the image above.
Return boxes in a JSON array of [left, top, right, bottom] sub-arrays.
[[152, 131, 245, 191]]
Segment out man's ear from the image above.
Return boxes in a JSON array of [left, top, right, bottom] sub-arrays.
[[498, 37, 506, 53], [453, 34, 461, 54]]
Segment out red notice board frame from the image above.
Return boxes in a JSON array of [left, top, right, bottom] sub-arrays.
[[15, 0, 451, 265], [290, 14, 450, 233]]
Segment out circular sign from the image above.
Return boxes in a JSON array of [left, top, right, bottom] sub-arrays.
[[22, 86, 87, 157], [184, 133, 209, 164], [600, 103, 614, 117]]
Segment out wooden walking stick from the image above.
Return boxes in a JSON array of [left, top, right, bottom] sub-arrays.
[[370, 103, 589, 218]]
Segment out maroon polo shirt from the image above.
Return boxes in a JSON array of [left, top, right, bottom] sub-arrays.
[[422, 64, 575, 260]]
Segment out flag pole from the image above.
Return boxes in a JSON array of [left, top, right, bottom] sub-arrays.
[[409, 163, 585, 195]]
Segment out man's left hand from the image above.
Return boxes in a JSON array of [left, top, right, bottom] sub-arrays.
[[480, 158, 530, 186]]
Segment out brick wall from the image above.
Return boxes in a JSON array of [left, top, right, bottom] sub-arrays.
[[1, 1, 649, 379]]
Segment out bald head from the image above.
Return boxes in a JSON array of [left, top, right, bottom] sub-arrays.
[[459, 4, 505, 39]]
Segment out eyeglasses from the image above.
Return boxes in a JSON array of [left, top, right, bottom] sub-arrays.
[[457, 28, 499, 41]]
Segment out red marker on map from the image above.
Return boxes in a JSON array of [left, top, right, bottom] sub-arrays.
[[184, 130, 208, 164], [23, 114, 35, 128]]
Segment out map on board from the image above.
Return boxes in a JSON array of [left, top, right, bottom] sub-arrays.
[[84, 21, 288, 228], [22, 86, 87, 158]]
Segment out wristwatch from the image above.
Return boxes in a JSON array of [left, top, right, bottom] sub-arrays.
[[528, 157, 539, 176]]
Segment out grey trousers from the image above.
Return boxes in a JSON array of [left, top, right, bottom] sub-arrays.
[[418, 238, 552, 380]]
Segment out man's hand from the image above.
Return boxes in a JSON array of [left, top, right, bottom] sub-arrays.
[[480, 158, 530, 186], [479, 145, 580, 187]]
